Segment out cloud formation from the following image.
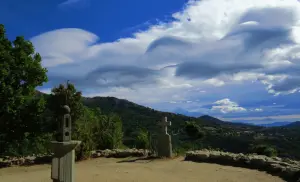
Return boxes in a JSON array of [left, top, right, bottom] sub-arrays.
[[212, 99, 247, 113], [32, 0, 300, 123], [58, 0, 90, 8]]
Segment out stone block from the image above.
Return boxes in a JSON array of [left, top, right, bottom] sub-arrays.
[[157, 134, 172, 158]]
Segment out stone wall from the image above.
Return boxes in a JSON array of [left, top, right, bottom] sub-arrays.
[[185, 150, 300, 181], [0, 149, 149, 168], [91, 149, 150, 158]]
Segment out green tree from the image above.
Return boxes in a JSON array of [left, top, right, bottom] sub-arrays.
[[95, 113, 123, 149], [135, 129, 150, 149], [47, 82, 84, 128], [73, 107, 98, 160], [184, 121, 205, 140], [0, 24, 48, 154], [249, 144, 278, 157]]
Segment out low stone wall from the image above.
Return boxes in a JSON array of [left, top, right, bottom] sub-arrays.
[[185, 150, 300, 181], [0, 149, 149, 168], [0, 155, 52, 168], [91, 149, 150, 158]]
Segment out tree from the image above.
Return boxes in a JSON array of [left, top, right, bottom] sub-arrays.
[[48, 82, 84, 125], [184, 121, 205, 140], [73, 107, 98, 160], [0, 24, 48, 154], [47, 82, 84, 143], [135, 129, 150, 149], [249, 144, 278, 157], [95, 113, 123, 149]]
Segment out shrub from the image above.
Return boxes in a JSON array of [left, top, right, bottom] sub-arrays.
[[250, 144, 278, 157], [185, 121, 205, 139], [135, 129, 150, 149]]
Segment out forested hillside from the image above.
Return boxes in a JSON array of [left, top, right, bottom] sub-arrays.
[[81, 95, 300, 159]]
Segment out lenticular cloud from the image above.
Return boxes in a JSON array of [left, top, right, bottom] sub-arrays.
[[142, 0, 300, 95], [32, 0, 300, 97]]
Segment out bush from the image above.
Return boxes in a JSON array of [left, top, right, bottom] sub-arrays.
[[185, 121, 205, 139], [250, 144, 278, 157], [73, 107, 98, 160], [2, 132, 53, 157], [135, 129, 150, 149], [95, 113, 123, 150]]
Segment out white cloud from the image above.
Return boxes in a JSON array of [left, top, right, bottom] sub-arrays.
[[254, 108, 263, 112], [220, 114, 300, 122], [211, 98, 247, 113], [59, 0, 89, 7], [210, 98, 263, 114], [31, 28, 99, 68], [32, 0, 300, 116], [60, 0, 80, 5]]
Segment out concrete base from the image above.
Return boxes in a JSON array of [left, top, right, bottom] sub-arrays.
[[51, 141, 81, 157], [157, 134, 172, 158], [51, 140, 81, 182]]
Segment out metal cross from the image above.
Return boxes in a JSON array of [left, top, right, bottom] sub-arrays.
[[65, 80, 69, 105]]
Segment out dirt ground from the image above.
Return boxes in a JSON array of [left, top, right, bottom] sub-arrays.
[[0, 157, 284, 182]]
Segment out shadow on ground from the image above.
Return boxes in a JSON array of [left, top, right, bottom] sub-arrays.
[[116, 156, 161, 163]]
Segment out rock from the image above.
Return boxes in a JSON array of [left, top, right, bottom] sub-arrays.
[[0, 161, 11, 168], [34, 155, 52, 164], [91, 149, 149, 158], [281, 166, 300, 178], [249, 156, 267, 168], [184, 149, 300, 181], [185, 151, 210, 162], [272, 157, 282, 161], [209, 151, 220, 160], [236, 154, 251, 165], [90, 151, 98, 158]]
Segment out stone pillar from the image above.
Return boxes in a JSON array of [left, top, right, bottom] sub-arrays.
[[157, 116, 172, 158], [51, 105, 81, 182]]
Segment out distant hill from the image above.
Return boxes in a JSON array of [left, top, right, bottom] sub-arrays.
[[82, 96, 261, 131], [256, 122, 294, 127], [81, 96, 300, 159], [173, 108, 202, 117], [253, 121, 300, 128], [37, 91, 300, 159], [285, 121, 300, 128]]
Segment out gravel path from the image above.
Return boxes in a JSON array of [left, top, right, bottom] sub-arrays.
[[0, 157, 284, 182]]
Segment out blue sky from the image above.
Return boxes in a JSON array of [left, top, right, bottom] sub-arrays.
[[1, 0, 187, 41], [2, 0, 300, 124]]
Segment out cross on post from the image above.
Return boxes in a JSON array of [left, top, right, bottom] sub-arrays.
[[158, 116, 171, 135], [65, 80, 69, 105]]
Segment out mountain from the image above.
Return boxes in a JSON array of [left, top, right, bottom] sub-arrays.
[[81, 96, 300, 159], [198, 115, 227, 125], [38, 90, 256, 130], [82, 96, 193, 134], [173, 108, 202, 117], [285, 121, 300, 128], [256, 122, 294, 127], [82, 96, 262, 131], [36, 92, 300, 159]]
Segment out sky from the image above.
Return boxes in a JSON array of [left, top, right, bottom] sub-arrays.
[[1, 0, 300, 124]]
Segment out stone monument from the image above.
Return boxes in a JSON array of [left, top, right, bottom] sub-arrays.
[[156, 116, 172, 158], [50, 104, 81, 182]]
